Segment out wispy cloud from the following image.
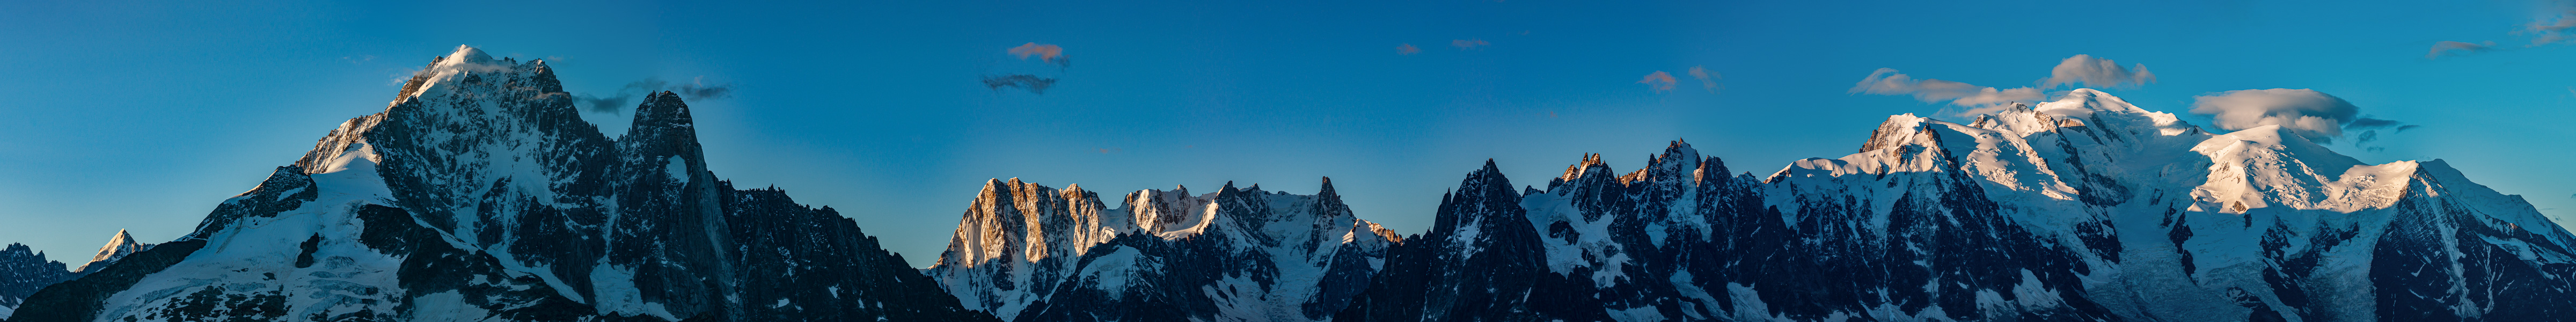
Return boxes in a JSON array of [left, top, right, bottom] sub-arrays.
[[982, 74, 1059, 94], [2345, 117, 2406, 131], [1855, 54, 2162, 116], [1451, 39, 1489, 50], [2524, 8, 2576, 46], [2426, 41, 2496, 58], [1638, 71, 1678, 92], [1850, 68, 2043, 115], [1397, 43, 1421, 55], [672, 76, 734, 100], [1688, 65, 1719, 93], [2429, 2, 2576, 58], [577, 94, 632, 113], [1009, 42, 1070, 68], [387, 68, 423, 86], [2343, 116, 2423, 151], [576, 76, 737, 113], [2040, 54, 2155, 89]]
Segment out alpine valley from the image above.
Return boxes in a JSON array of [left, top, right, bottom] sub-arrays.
[[5, 46, 2575, 322]]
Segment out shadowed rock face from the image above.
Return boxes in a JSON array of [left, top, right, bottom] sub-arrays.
[[5, 46, 992, 322], [0, 244, 72, 317], [925, 178, 1398, 322]]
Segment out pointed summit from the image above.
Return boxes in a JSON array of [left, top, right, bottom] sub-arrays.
[[1316, 177, 1338, 198], [71, 230, 149, 274]]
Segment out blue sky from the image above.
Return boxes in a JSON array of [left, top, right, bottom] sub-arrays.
[[3, 0, 2572, 264]]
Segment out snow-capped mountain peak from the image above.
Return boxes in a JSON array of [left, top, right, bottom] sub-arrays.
[[68, 230, 149, 274]]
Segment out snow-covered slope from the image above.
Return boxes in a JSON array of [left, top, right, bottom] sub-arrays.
[[925, 178, 1399, 321], [1336, 89, 2576, 321], [5, 46, 991, 322]]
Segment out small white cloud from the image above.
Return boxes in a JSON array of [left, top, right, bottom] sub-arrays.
[[2187, 89, 2363, 143], [1397, 43, 1421, 55], [2040, 54, 2154, 89]]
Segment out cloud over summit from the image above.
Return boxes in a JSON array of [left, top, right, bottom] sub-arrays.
[[2187, 89, 2372, 143], [1853, 54, 2154, 116], [2041, 54, 2155, 89]]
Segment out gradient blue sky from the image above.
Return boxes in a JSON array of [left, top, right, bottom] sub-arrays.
[[4, 0, 2573, 265]]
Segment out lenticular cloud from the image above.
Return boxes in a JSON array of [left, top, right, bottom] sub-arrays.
[[2187, 88, 2361, 143]]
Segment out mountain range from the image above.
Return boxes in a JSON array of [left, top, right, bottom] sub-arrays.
[[5, 46, 2573, 321], [928, 90, 2576, 321], [2, 46, 989, 322]]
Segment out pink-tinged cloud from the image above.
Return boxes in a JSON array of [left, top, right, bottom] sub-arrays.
[[1639, 71, 1678, 92], [1398, 43, 1421, 55], [2526, 9, 2576, 46], [1451, 39, 1489, 49], [1008, 42, 1070, 67], [1008, 42, 1062, 60], [1688, 65, 1719, 93], [1850, 68, 2043, 116]]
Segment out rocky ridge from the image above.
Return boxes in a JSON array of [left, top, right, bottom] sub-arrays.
[[925, 178, 1397, 322]]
